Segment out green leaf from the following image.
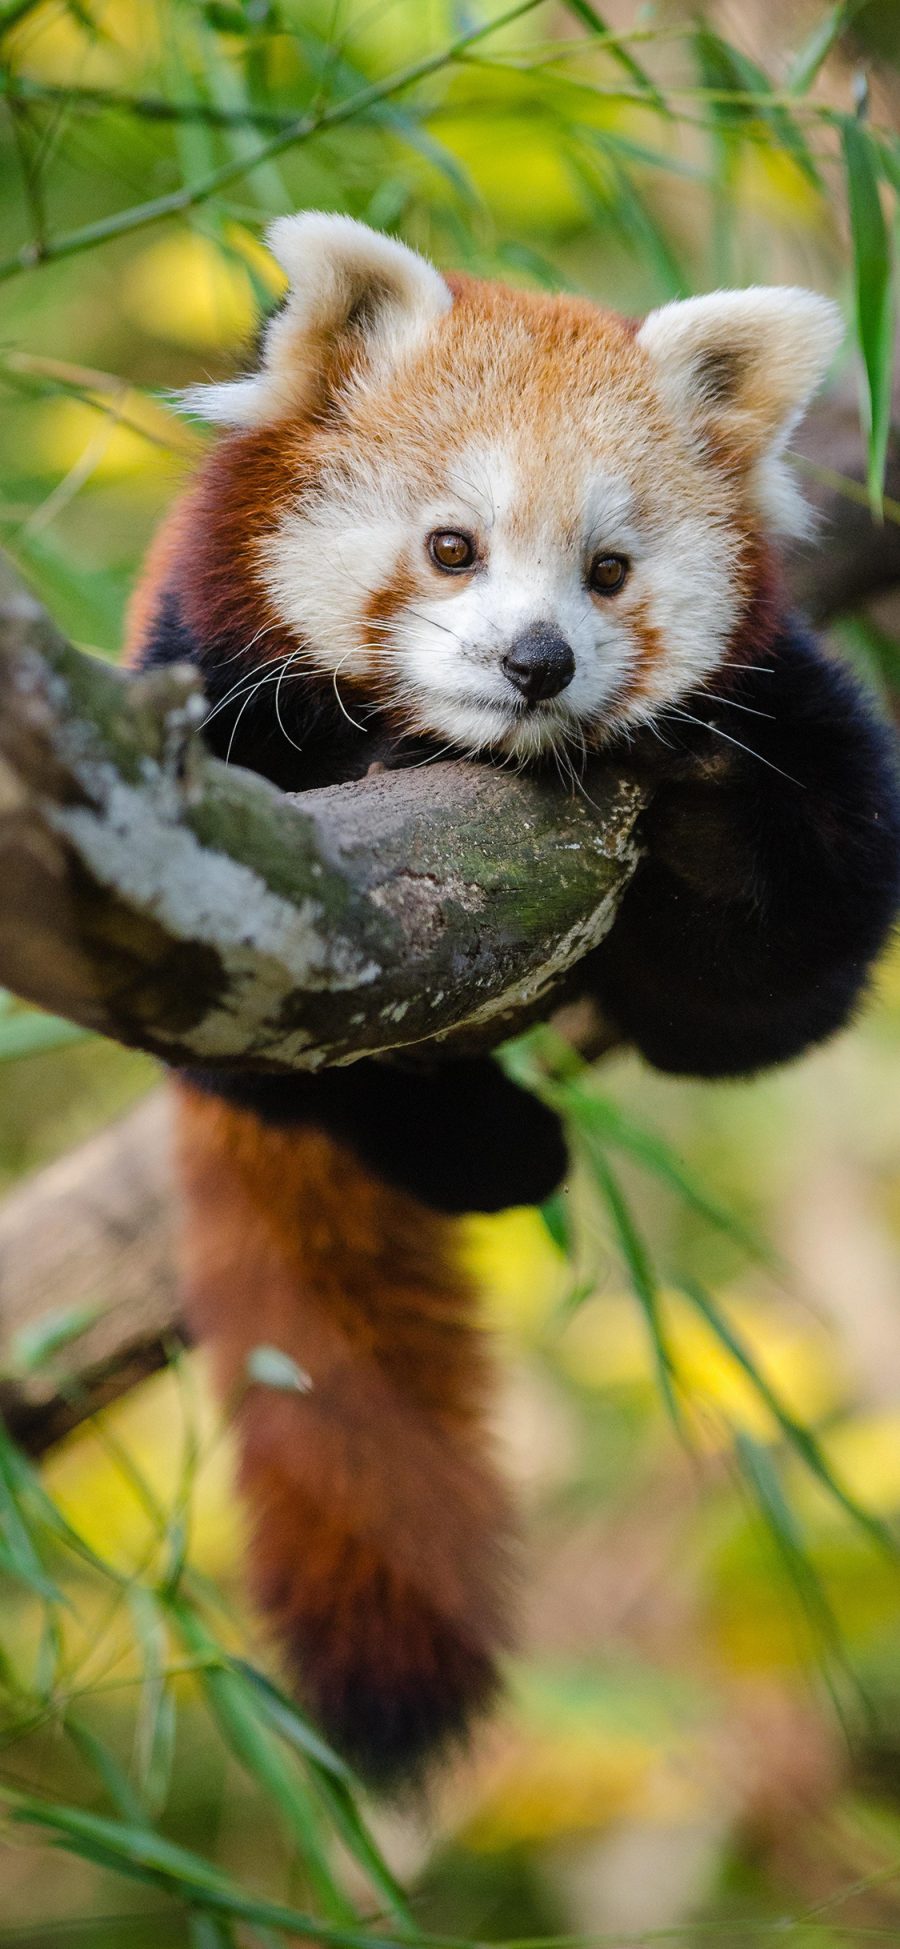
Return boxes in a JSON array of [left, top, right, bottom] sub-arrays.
[[246, 1345, 313, 1394], [9, 1302, 103, 1376], [129, 1588, 176, 1819], [842, 116, 895, 512], [0, 1785, 393, 1943], [680, 1277, 900, 1558], [568, 140, 688, 299], [229, 1661, 352, 1782], [561, 0, 666, 111], [0, 1009, 89, 1063], [65, 1716, 148, 1825], [566, 1086, 774, 1266], [732, 1430, 865, 1733], [0, 1431, 65, 1610], [190, 1915, 241, 1949], [788, 0, 870, 95], [694, 27, 820, 186], [232, 1663, 420, 1935], [168, 1599, 360, 1926], [0, 1419, 114, 1579], [539, 1190, 573, 1256], [578, 1139, 684, 1437]]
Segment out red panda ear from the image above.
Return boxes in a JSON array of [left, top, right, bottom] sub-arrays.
[[637, 287, 843, 532], [180, 213, 452, 428]]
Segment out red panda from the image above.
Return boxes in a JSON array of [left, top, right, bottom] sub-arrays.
[[128, 213, 900, 1784]]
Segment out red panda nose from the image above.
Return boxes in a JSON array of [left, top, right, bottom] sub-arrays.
[[502, 623, 576, 705]]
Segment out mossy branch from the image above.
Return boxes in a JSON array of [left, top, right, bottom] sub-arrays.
[[0, 553, 647, 1074]]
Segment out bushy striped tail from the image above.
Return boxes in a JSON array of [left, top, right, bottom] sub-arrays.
[[174, 1080, 513, 1785]]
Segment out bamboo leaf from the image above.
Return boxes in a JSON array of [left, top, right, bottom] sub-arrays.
[[232, 1663, 419, 1935], [577, 1138, 684, 1436], [732, 1430, 866, 1733], [561, 0, 665, 111], [680, 1278, 900, 1557], [842, 116, 895, 511], [788, 0, 869, 95], [9, 1302, 103, 1376], [246, 1346, 313, 1394], [0, 1008, 89, 1063], [129, 1588, 176, 1819], [65, 1716, 148, 1825], [168, 1599, 360, 1926]]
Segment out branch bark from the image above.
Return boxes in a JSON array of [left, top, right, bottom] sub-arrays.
[[0, 1094, 178, 1454], [0, 554, 646, 1071]]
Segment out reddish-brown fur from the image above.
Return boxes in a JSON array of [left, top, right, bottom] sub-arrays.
[[127, 255, 825, 1785], [175, 1082, 513, 1781]]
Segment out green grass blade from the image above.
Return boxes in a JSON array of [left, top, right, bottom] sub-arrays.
[[539, 1190, 573, 1257], [564, 1086, 777, 1268], [220, 1661, 418, 1930], [168, 1599, 361, 1925], [65, 1715, 148, 1825], [0, 1009, 90, 1062], [787, 0, 869, 94], [577, 1138, 684, 1437], [561, 0, 665, 111], [128, 1588, 176, 1819], [0, 1431, 65, 1608], [190, 1914, 241, 1948], [694, 26, 820, 186], [732, 1430, 866, 1736], [0, 1786, 409, 1945], [8, 1302, 104, 1376], [679, 1277, 899, 1556], [0, 1421, 117, 1580], [842, 116, 895, 512]]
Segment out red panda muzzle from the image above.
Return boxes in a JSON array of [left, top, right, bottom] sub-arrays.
[[174, 1079, 514, 1784]]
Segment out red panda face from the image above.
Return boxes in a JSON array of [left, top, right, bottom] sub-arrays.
[[183, 216, 841, 762]]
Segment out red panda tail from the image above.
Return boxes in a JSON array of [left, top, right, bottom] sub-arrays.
[[174, 1079, 514, 1785]]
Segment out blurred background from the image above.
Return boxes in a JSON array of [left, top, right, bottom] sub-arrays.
[[1, 1, 900, 1944]]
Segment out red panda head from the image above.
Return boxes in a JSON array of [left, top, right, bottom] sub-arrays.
[[181, 213, 841, 762]]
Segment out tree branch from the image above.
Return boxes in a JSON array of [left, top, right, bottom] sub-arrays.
[[0, 1095, 178, 1454], [0, 553, 646, 1071]]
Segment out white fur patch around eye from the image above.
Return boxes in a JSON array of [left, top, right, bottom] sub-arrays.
[[258, 478, 411, 672], [581, 473, 638, 551], [443, 441, 519, 534]]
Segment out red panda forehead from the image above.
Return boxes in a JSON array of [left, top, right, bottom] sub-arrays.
[[328, 277, 672, 501]]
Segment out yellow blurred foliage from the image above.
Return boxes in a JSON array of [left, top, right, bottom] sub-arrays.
[[463, 1206, 568, 1333], [10, 0, 160, 86], [29, 396, 178, 481], [44, 1357, 242, 1581], [817, 1410, 900, 1519], [560, 1289, 838, 1448], [119, 233, 267, 351]]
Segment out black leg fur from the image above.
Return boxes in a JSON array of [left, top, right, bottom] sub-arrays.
[[583, 619, 900, 1077]]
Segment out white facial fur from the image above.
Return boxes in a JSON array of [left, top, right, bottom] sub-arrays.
[[190, 214, 843, 762], [260, 434, 740, 760]]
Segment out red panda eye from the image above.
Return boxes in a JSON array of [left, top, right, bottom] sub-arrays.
[[589, 553, 629, 595], [428, 531, 476, 572]]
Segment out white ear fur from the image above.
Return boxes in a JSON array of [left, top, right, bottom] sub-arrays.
[[637, 287, 843, 533], [180, 212, 452, 428]]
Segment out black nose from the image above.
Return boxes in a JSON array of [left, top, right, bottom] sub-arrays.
[[501, 623, 576, 705]]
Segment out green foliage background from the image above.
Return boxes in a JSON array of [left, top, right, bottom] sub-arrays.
[[1, 2, 900, 1945]]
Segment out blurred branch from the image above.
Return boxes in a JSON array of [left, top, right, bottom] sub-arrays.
[[0, 1093, 178, 1454], [0, 0, 546, 281]]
